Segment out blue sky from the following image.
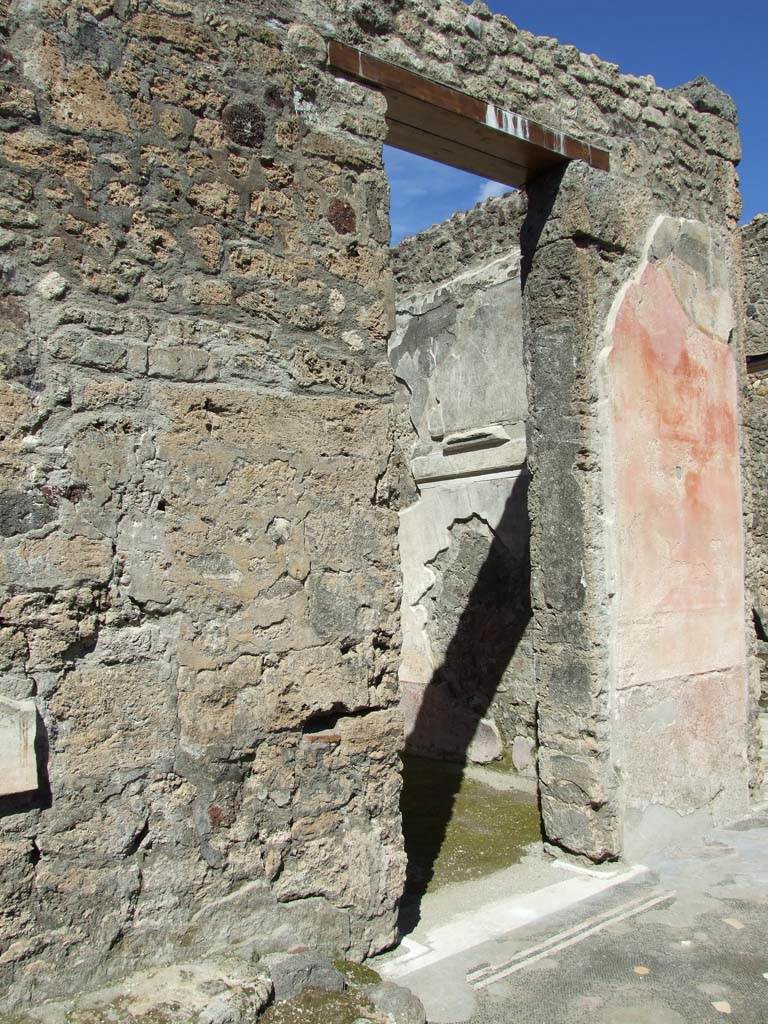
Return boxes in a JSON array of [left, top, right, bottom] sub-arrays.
[[386, 1, 767, 244]]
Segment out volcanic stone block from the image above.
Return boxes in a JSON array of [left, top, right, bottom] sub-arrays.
[[368, 981, 426, 1024], [263, 950, 345, 1002]]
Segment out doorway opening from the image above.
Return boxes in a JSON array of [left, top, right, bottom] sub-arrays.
[[328, 39, 610, 924], [388, 176, 540, 919]]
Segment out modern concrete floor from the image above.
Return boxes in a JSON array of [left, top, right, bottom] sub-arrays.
[[376, 805, 768, 1024]]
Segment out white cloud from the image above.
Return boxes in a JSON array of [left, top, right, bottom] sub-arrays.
[[476, 180, 511, 204], [383, 146, 516, 245]]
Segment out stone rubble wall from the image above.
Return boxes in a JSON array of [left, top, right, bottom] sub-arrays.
[[0, 0, 408, 1009], [393, 189, 525, 289], [742, 216, 768, 703], [390, 193, 535, 772], [337, 0, 744, 858], [343, 0, 747, 857], [0, 0, 748, 1008], [742, 214, 768, 358], [334, 0, 741, 224]]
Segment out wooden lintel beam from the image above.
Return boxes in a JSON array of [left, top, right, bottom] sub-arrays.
[[384, 90, 558, 177], [327, 40, 610, 182], [747, 353, 768, 375], [386, 118, 530, 188]]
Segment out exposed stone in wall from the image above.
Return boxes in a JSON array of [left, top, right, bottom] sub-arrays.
[[393, 190, 525, 288], [742, 216, 768, 709], [0, 0, 404, 1009], [390, 195, 533, 768], [742, 218, 768, 358], [0, 0, 748, 1007], [672, 75, 738, 125], [333, 0, 742, 225], [522, 164, 627, 861]]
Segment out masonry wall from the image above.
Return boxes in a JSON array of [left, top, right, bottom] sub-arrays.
[[0, 0, 753, 1007], [743, 216, 768, 633], [742, 215, 768, 704], [391, 193, 535, 771], [743, 215, 768, 362], [323, 0, 747, 861], [0, 0, 406, 1008]]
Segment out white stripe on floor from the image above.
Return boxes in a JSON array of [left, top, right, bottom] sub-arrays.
[[380, 863, 648, 980], [473, 890, 675, 989], [466, 888, 661, 982]]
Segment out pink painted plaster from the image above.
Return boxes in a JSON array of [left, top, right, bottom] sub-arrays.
[[607, 243, 748, 831], [610, 261, 744, 685]]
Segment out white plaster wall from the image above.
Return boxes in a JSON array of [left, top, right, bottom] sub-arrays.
[[391, 244, 533, 765]]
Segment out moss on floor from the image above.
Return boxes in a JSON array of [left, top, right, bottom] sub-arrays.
[[260, 987, 386, 1024], [400, 753, 542, 894], [478, 747, 516, 774], [332, 959, 382, 988]]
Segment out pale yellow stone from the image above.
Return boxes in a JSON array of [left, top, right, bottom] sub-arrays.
[[107, 181, 140, 207], [128, 13, 214, 55], [188, 182, 239, 219], [51, 66, 130, 135], [3, 129, 92, 189], [157, 105, 184, 138], [181, 278, 233, 306], [193, 117, 225, 147], [189, 225, 222, 269]]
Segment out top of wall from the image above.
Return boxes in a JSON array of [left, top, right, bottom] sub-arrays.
[[2, 0, 742, 232], [742, 215, 768, 358], [392, 190, 525, 291], [325, 0, 742, 224]]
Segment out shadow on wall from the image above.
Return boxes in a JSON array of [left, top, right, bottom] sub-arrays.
[[398, 477, 533, 933]]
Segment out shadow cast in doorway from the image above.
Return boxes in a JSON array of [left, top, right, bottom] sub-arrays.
[[397, 474, 535, 936]]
